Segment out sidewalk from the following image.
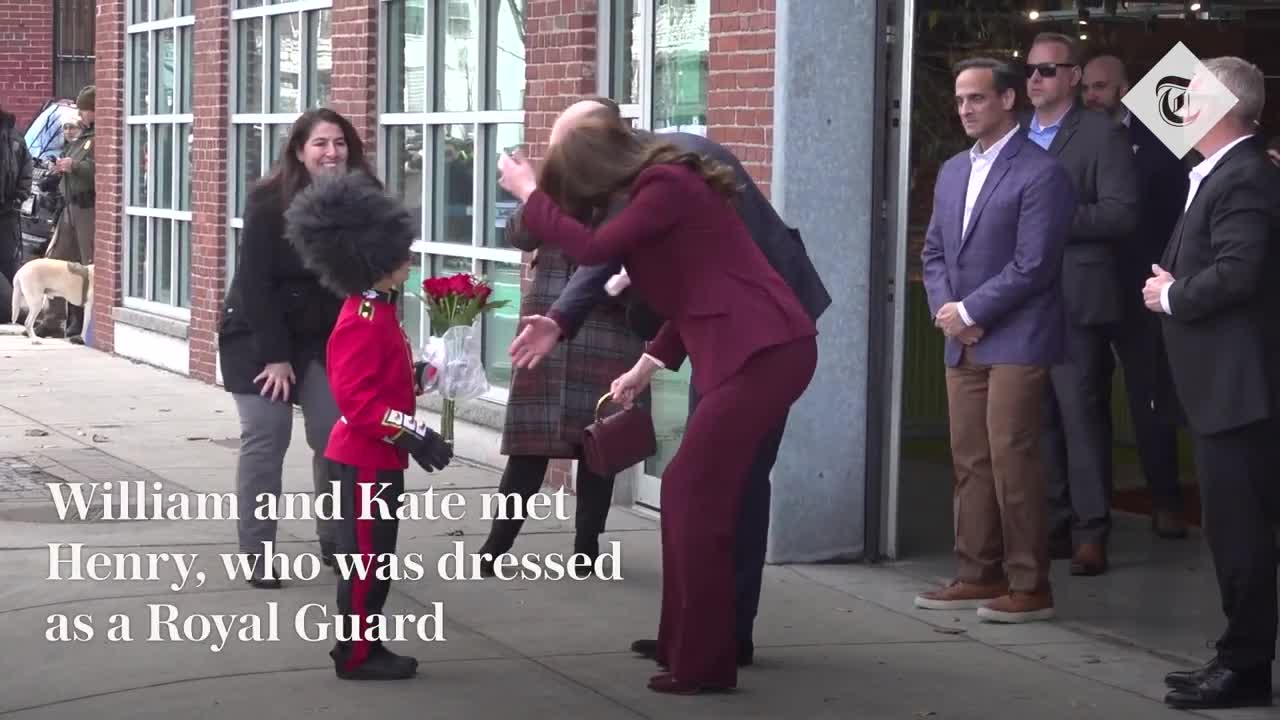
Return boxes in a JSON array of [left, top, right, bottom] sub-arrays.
[[0, 336, 1268, 719]]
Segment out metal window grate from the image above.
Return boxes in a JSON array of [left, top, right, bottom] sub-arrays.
[[54, 0, 97, 100]]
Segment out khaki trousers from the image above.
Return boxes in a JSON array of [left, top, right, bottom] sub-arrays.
[[945, 347, 1051, 592]]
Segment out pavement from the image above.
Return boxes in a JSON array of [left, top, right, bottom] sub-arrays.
[[0, 333, 1273, 719]]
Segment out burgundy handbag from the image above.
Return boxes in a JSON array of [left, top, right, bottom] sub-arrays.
[[582, 392, 657, 476]]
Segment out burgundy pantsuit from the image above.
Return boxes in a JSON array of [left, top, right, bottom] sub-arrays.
[[519, 163, 818, 688]]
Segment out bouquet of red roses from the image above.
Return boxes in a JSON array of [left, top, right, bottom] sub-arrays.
[[420, 273, 509, 337], [416, 273, 510, 441]]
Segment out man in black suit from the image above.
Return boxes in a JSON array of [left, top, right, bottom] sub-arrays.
[[507, 97, 831, 666], [1145, 56, 1279, 711], [1023, 33, 1139, 575], [1082, 54, 1189, 540]]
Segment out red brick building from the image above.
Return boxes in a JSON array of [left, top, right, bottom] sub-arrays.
[[0, 1, 95, 129]]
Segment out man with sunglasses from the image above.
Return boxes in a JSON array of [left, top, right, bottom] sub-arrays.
[[1022, 33, 1138, 578]]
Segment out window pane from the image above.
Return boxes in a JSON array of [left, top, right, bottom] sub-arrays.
[[157, 29, 176, 115], [440, 0, 478, 112], [237, 19, 264, 114], [652, 0, 709, 133], [130, 33, 150, 115], [488, 123, 523, 248], [268, 123, 292, 168], [178, 222, 191, 308], [130, 125, 149, 206], [493, 0, 525, 111], [128, 215, 148, 299], [154, 124, 174, 209], [402, 253, 426, 352], [384, 125, 425, 238], [307, 10, 332, 108], [178, 123, 192, 211], [480, 261, 521, 389], [157, 0, 175, 20], [645, 362, 693, 478], [153, 219, 173, 304], [271, 13, 302, 114], [236, 0, 263, 8], [385, 0, 427, 113], [180, 26, 193, 114], [612, 0, 640, 104], [131, 0, 149, 24], [235, 124, 263, 217], [435, 125, 475, 244]]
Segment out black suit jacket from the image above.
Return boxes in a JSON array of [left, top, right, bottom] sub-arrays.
[[1021, 103, 1138, 326], [1157, 136, 1280, 435], [548, 131, 831, 340]]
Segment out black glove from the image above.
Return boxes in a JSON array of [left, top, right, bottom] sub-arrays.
[[385, 410, 453, 472], [413, 360, 431, 395]]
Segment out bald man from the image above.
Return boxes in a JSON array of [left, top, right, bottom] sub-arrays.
[[509, 97, 830, 668], [1082, 54, 1189, 539]]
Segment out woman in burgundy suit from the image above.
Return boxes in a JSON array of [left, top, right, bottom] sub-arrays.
[[498, 122, 818, 694]]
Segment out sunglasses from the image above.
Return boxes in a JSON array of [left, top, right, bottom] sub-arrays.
[[1025, 63, 1077, 79]]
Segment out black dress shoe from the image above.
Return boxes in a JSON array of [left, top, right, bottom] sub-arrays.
[[647, 672, 734, 695], [1164, 664, 1273, 709], [630, 638, 754, 667], [1165, 656, 1223, 689]]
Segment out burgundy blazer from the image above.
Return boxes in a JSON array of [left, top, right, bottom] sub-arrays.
[[519, 163, 817, 395]]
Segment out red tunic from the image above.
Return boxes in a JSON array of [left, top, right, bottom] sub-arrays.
[[324, 290, 424, 470]]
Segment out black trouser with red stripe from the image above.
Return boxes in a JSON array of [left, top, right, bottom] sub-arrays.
[[331, 461, 403, 671]]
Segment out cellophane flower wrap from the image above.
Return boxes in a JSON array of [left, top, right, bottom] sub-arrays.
[[416, 273, 509, 441]]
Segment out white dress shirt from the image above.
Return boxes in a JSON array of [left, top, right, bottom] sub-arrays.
[[956, 123, 1021, 327], [1159, 133, 1255, 314]]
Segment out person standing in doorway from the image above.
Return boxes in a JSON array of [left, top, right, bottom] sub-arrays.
[[1023, 34, 1139, 576], [0, 103, 33, 315], [41, 86, 96, 343], [1148, 57, 1279, 711], [914, 57, 1074, 623], [1081, 54, 1189, 540]]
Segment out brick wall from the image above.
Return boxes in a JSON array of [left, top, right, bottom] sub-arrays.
[[186, 1, 232, 383], [523, 0, 599, 492], [331, 0, 379, 155], [89, 0, 124, 354], [0, 1, 54, 129], [708, 0, 775, 198]]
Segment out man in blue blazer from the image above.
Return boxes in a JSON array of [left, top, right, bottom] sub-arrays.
[[1082, 54, 1189, 540], [913, 58, 1075, 623]]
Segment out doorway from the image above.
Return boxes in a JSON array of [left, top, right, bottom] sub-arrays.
[[882, 0, 1280, 560]]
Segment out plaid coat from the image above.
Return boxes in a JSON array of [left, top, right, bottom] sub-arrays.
[[500, 209, 650, 459]]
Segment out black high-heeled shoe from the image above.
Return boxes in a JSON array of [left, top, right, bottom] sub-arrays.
[[647, 672, 735, 695]]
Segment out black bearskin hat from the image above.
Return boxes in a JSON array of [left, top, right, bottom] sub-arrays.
[[283, 171, 418, 296]]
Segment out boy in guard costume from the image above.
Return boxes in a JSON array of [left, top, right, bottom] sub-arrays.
[[284, 170, 453, 680]]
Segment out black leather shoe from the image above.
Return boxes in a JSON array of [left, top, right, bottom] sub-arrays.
[[1165, 656, 1223, 689], [1164, 664, 1273, 710], [331, 643, 418, 680], [630, 638, 754, 667]]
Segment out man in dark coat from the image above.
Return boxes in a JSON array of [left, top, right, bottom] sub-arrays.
[[507, 97, 830, 666], [0, 104, 33, 318], [1082, 54, 1190, 539]]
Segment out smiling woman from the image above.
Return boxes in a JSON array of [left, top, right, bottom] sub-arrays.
[[216, 108, 378, 591]]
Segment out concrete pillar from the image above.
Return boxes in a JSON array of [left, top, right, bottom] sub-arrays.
[[767, 0, 882, 563]]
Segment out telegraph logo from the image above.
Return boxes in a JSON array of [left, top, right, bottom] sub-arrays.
[[1123, 42, 1238, 158]]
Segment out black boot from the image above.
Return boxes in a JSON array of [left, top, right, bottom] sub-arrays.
[[246, 554, 281, 589], [330, 642, 418, 680], [320, 541, 337, 573]]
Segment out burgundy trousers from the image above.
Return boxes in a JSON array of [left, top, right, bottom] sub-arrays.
[[655, 336, 817, 687]]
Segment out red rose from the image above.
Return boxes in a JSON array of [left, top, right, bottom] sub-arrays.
[[474, 283, 492, 303]]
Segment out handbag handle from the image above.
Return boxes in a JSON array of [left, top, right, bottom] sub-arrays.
[[595, 392, 614, 421]]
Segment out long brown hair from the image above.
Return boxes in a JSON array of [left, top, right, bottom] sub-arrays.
[[256, 108, 378, 207], [537, 121, 738, 220]]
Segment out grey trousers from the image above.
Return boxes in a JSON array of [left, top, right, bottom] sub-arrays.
[[233, 360, 341, 555]]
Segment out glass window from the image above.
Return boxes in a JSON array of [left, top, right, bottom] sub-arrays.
[[125, 8, 195, 311], [381, 0, 527, 390], [652, 0, 709, 133]]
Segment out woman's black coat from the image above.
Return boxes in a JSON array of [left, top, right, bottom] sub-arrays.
[[218, 182, 343, 398]]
